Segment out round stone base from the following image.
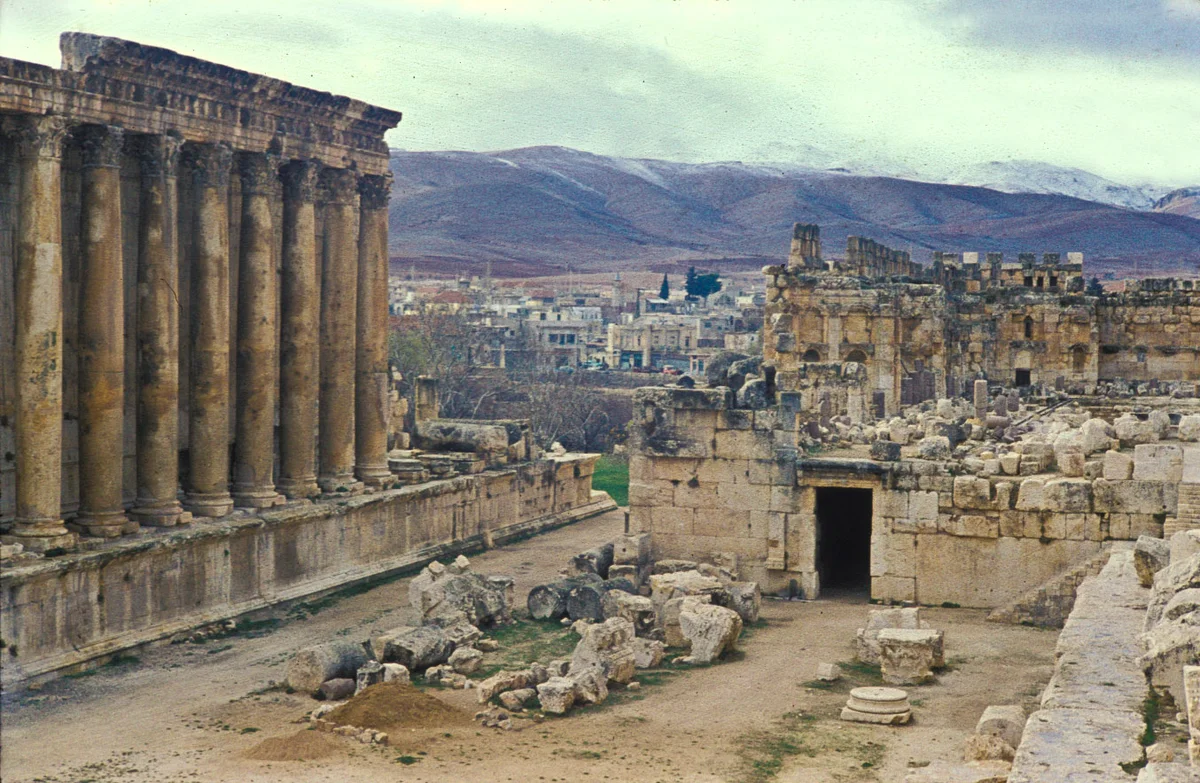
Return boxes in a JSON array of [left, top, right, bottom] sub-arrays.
[[840, 706, 912, 725], [10, 529, 77, 553], [183, 492, 234, 518]]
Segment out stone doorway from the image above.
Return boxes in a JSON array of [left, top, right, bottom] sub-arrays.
[[815, 487, 873, 592]]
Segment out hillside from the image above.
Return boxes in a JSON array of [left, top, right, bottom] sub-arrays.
[[386, 146, 1200, 279]]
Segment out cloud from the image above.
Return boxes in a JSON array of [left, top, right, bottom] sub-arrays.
[[928, 0, 1200, 60]]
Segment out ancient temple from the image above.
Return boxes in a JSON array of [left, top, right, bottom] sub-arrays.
[[0, 33, 402, 550]]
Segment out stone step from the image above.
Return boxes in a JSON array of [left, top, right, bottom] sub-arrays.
[[986, 545, 1116, 628]]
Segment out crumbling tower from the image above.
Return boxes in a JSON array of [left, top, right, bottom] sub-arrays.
[[789, 223, 823, 269]]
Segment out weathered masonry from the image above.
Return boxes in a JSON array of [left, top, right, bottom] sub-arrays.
[[0, 33, 401, 549], [0, 35, 615, 684]]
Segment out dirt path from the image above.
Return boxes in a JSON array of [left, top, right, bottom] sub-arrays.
[[1, 508, 1057, 783]]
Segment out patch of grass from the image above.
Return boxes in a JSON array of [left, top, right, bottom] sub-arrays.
[[838, 659, 884, 685], [206, 644, 233, 655], [395, 755, 421, 765], [475, 618, 580, 679], [591, 455, 629, 506], [733, 711, 884, 782], [1141, 687, 1161, 746], [239, 727, 259, 734], [286, 564, 423, 620], [940, 601, 961, 609]]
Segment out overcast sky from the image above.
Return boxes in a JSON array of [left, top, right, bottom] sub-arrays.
[[3, 0, 1198, 186]]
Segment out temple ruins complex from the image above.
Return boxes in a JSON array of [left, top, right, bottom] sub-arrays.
[[0, 35, 612, 684]]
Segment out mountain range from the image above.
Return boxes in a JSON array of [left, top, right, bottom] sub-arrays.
[[385, 146, 1200, 279]]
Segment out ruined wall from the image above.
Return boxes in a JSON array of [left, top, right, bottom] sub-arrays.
[[630, 386, 1182, 608], [762, 267, 947, 416], [0, 454, 610, 684]]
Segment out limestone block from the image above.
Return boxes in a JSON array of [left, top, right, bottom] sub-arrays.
[[856, 607, 921, 663], [1185, 665, 1200, 765], [1116, 415, 1161, 447], [918, 436, 952, 460], [871, 575, 916, 604], [954, 476, 993, 510], [1178, 415, 1200, 442], [1059, 452, 1086, 477], [1135, 762, 1197, 782], [536, 677, 577, 714], [910, 491, 940, 529], [660, 594, 710, 647], [1162, 588, 1200, 622], [963, 734, 1015, 763], [287, 641, 371, 693], [448, 646, 484, 675], [631, 637, 665, 669], [817, 662, 842, 681], [1098, 479, 1169, 515], [678, 600, 742, 663], [871, 440, 902, 461], [1146, 554, 1200, 628], [975, 704, 1026, 749], [382, 663, 410, 684], [999, 453, 1022, 476], [1134, 444, 1185, 483], [1015, 478, 1045, 510], [1104, 450, 1134, 480], [1139, 621, 1200, 701], [994, 482, 1015, 510], [371, 625, 454, 671], [477, 669, 532, 703], [879, 490, 910, 519], [1150, 410, 1171, 438], [1043, 478, 1093, 513], [944, 514, 999, 539], [601, 590, 656, 636], [570, 616, 636, 685], [1081, 418, 1116, 455], [1135, 536, 1172, 587], [1171, 530, 1200, 565], [878, 628, 944, 685], [319, 678, 356, 700], [722, 581, 762, 624]]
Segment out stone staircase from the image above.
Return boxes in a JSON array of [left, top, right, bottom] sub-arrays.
[[986, 545, 1117, 628]]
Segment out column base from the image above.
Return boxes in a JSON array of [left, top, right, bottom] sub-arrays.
[[10, 523, 77, 553], [318, 473, 364, 495], [130, 499, 189, 527], [277, 476, 321, 499], [232, 485, 287, 510], [183, 492, 234, 518], [355, 463, 394, 490], [71, 511, 137, 538]]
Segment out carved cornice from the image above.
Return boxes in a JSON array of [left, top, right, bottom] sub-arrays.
[[4, 114, 69, 160], [131, 131, 183, 179], [182, 142, 233, 190], [281, 160, 321, 203], [237, 151, 279, 195], [318, 167, 359, 206], [77, 124, 125, 168], [357, 173, 393, 211]]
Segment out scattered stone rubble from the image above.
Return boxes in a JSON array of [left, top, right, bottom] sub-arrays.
[[285, 555, 510, 699]]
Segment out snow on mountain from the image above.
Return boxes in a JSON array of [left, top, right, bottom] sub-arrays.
[[945, 160, 1164, 210]]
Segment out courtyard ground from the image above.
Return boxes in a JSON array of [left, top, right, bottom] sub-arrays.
[[0, 508, 1058, 783]]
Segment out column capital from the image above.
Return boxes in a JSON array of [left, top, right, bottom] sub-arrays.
[[318, 167, 359, 206], [357, 172, 393, 210], [182, 142, 233, 189], [131, 132, 183, 179], [237, 151, 280, 195], [77, 124, 125, 169], [281, 159, 322, 203], [4, 114, 70, 160]]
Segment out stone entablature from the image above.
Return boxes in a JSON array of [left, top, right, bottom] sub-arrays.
[[0, 34, 401, 552], [1, 33, 399, 175]]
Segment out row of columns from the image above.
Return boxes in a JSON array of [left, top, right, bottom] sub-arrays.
[[4, 113, 393, 551]]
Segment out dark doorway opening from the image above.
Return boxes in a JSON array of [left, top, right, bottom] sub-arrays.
[[1015, 369, 1031, 387], [816, 487, 872, 592]]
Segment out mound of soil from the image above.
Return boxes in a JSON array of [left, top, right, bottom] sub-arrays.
[[324, 682, 471, 733], [244, 730, 340, 761]]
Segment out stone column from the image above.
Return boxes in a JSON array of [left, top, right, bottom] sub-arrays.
[[183, 142, 234, 518], [131, 133, 186, 526], [74, 124, 134, 537], [6, 115, 75, 552], [232, 152, 282, 508], [318, 167, 361, 493], [355, 173, 392, 488], [277, 160, 321, 499]]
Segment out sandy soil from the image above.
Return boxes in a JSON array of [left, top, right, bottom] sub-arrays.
[[0, 508, 1058, 783]]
